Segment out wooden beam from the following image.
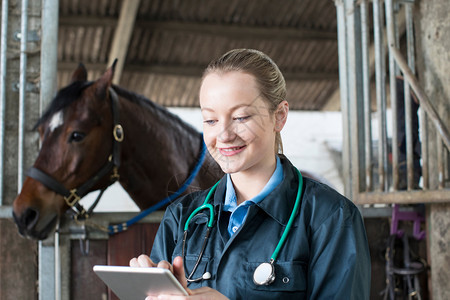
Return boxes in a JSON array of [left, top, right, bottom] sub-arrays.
[[107, 0, 141, 84], [59, 16, 337, 41], [60, 15, 117, 27], [58, 61, 337, 81], [140, 20, 337, 41], [354, 189, 450, 204]]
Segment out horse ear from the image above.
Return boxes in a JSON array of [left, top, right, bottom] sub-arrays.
[[70, 63, 88, 83], [95, 59, 118, 99]]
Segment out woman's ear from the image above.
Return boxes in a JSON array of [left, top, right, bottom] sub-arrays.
[[274, 100, 289, 132]]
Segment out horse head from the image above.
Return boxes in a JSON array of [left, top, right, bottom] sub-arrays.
[[13, 62, 121, 239]]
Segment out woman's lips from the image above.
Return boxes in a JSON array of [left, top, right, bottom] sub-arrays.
[[219, 145, 246, 156]]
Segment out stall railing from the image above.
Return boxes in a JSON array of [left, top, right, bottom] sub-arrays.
[[336, 0, 450, 204]]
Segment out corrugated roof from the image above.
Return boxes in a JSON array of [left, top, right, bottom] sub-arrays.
[[57, 0, 340, 110]]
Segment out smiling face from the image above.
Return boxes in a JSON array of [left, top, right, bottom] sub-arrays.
[[200, 71, 287, 176]]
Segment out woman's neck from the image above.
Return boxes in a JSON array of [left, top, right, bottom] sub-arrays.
[[230, 156, 277, 205]]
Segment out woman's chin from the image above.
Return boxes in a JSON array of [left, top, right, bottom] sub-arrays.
[[217, 160, 241, 174]]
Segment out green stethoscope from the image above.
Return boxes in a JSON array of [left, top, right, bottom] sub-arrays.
[[182, 168, 303, 286]]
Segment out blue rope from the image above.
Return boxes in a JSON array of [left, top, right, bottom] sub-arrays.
[[108, 139, 207, 235]]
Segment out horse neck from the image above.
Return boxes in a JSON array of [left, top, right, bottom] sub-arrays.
[[116, 92, 212, 209]]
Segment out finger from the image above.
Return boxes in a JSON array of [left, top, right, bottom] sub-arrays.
[[137, 254, 156, 267], [172, 256, 189, 291], [157, 260, 173, 273], [129, 257, 139, 267]]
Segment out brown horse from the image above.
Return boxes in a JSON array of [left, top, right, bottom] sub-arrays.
[[12, 62, 329, 241], [12, 62, 223, 240]]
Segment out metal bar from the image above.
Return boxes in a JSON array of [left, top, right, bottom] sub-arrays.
[[355, 189, 450, 204], [393, 1, 400, 69], [436, 95, 447, 189], [40, 0, 59, 114], [335, 0, 351, 198], [39, 239, 56, 300], [380, 12, 389, 193], [361, 0, 372, 191], [390, 47, 450, 152], [40, 1, 61, 297], [58, 211, 165, 240], [404, 79, 414, 189], [385, 0, 399, 190], [373, 0, 388, 191], [18, 0, 29, 191], [420, 110, 429, 189], [344, 0, 362, 198], [0, 0, 8, 204], [437, 134, 444, 188], [55, 225, 61, 300], [322, 8, 407, 112], [446, 140, 450, 189], [405, 3, 415, 190]]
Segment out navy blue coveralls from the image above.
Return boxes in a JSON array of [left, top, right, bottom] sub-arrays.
[[150, 156, 371, 299]]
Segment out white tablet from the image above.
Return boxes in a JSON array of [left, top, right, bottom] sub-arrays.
[[93, 265, 189, 299]]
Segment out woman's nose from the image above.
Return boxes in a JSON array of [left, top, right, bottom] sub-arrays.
[[217, 122, 236, 143]]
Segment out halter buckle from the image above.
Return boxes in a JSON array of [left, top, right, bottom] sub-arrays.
[[113, 124, 124, 142], [64, 189, 81, 207], [73, 209, 89, 221]]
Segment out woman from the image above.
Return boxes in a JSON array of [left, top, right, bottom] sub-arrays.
[[130, 49, 371, 299]]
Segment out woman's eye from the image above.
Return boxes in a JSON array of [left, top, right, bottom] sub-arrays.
[[235, 116, 250, 122], [203, 120, 217, 126], [69, 131, 86, 142]]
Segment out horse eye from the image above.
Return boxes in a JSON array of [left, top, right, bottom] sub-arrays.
[[69, 131, 86, 143]]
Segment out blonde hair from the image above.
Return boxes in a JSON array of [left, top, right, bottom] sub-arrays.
[[203, 49, 287, 153]]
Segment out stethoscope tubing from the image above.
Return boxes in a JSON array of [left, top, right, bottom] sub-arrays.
[[182, 167, 304, 284], [182, 227, 212, 282], [270, 168, 303, 261]]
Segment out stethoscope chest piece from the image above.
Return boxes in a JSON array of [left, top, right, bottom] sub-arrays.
[[253, 261, 275, 286]]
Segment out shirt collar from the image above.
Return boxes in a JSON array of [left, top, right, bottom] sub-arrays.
[[213, 155, 303, 225], [223, 156, 283, 212]]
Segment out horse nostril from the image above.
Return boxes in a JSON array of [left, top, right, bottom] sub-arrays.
[[22, 208, 39, 229]]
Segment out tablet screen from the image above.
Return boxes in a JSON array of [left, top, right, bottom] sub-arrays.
[[93, 265, 189, 299]]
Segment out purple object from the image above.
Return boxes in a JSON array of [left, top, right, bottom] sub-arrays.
[[390, 204, 426, 240]]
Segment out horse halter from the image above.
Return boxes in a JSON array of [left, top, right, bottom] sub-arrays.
[[27, 87, 124, 220]]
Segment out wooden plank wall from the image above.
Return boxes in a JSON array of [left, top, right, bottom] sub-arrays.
[[0, 219, 38, 300], [71, 223, 160, 300], [0, 0, 42, 298]]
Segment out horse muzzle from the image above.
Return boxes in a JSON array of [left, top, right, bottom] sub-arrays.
[[12, 206, 59, 240]]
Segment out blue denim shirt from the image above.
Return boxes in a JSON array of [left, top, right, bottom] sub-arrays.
[[223, 156, 283, 236], [151, 155, 371, 299]]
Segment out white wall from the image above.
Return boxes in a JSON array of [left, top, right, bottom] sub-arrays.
[[81, 108, 345, 212], [282, 111, 344, 192]]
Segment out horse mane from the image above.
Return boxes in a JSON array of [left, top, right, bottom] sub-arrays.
[[35, 80, 201, 143], [34, 81, 93, 130], [111, 84, 201, 138]]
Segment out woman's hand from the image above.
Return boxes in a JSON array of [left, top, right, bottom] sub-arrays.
[[130, 255, 228, 300], [129, 254, 157, 268]]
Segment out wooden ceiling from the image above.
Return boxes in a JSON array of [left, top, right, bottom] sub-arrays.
[[57, 0, 341, 110]]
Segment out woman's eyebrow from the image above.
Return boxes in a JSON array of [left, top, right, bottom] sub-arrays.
[[201, 104, 253, 113]]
